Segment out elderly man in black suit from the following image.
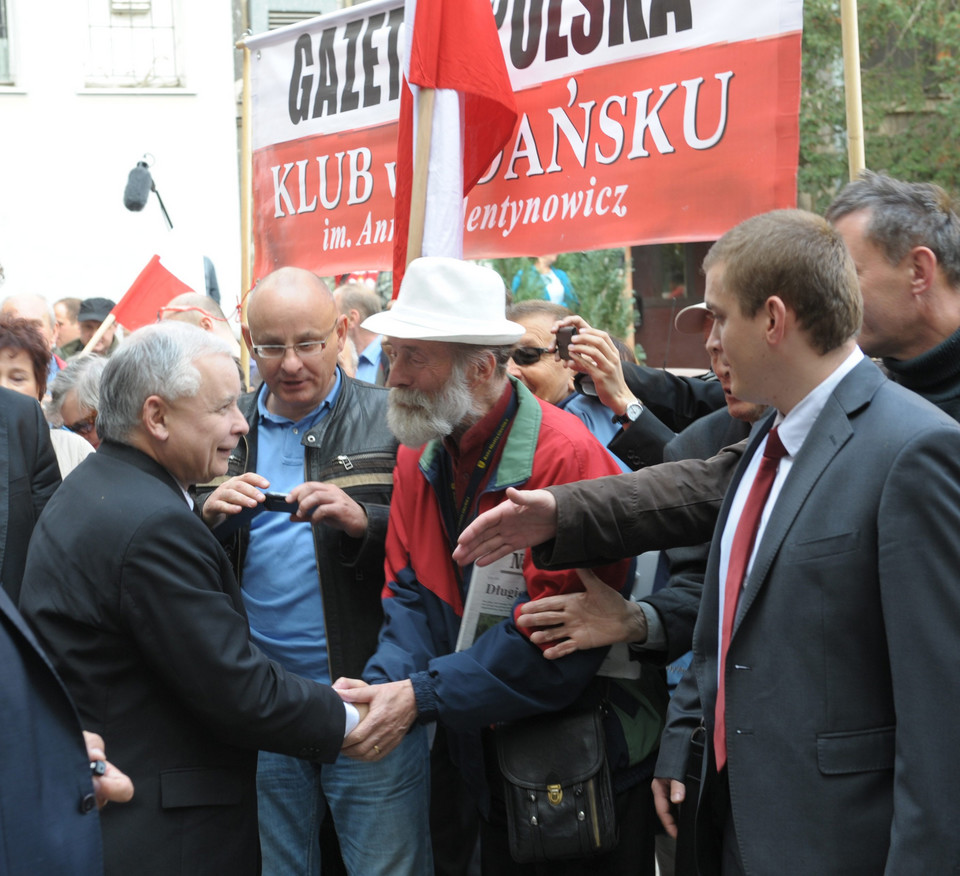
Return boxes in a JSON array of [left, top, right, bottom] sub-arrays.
[[19, 322, 364, 876]]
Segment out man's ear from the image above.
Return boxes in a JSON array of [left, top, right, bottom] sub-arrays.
[[764, 295, 789, 345], [141, 395, 170, 441], [335, 313, 348, 353], [909, 246, 937, 296], [241, 324, 254, 353], [466, 351, 497, 387]]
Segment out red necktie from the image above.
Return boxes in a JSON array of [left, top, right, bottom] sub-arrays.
[[714, 427, 787, 770]]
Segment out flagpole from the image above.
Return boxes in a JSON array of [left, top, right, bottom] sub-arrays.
[[840, 0, 865, 179], [80, 313, 117, 356], [237, 35, 254, 386], [405, 87, 436, 266]]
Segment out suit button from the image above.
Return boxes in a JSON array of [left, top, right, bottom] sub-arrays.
[[80, 793, 97, 813]]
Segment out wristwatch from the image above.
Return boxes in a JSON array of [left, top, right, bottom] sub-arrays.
[[612, 401, 643, 425]]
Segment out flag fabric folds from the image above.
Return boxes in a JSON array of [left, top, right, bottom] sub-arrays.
[[392, 0, 518, 292], [111, 255, 194, 331]]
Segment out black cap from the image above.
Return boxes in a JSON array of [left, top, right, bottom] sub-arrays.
[[78, 297, 115, 323]]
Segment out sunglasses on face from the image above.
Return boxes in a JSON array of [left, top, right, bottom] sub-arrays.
[[66, 413, 97, 436], [510, 346, 550, 366]]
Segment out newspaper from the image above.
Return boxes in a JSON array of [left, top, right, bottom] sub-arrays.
[[455, 550, 526, 652], [455, 551, 642, 678]]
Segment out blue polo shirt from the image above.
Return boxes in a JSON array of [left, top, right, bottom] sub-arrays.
[[241, 371, 342, 683], [355, 335, 383, 385]]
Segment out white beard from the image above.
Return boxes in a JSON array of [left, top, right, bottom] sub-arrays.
[[387, 364, 475, 448]]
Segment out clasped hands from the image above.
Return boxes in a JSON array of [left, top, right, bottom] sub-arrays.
[[333, 677, 418, 761]]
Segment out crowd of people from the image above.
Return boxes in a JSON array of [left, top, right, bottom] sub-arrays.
[[4, 169, 960, 876]]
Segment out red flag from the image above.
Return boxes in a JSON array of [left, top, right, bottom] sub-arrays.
[[111, 255, 194, 331], [392, 0, 518, 293]]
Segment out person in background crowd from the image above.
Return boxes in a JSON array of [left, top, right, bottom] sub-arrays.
[[158, 292, 242, 358], [1, 291, 66, 390], [0, 315, 93, 476], [67, 297, 120, 358], [511, 255, 578, 309], [48, 355, 107, 450], [334, 281, 391, 385], [826, 170, 960, 417], [54, 296, 83, 351]]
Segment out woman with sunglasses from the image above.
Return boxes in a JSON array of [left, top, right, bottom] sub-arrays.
[[0, 315, 95, 476]]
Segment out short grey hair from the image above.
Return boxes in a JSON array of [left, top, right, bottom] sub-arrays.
[[47, 354, 108, 425], [450, 342, 514, 378], [98, 322, 234, 444], [825, 170, 960, 287]]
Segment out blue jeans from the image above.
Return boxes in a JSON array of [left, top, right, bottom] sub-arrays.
[[257, 724, 432, 876]]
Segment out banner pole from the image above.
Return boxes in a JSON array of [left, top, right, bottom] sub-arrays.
[[236, 36, 253, 388], [406, 87, 436, 266], [80, 313, 117, 356], [840, 0, 865, 179]]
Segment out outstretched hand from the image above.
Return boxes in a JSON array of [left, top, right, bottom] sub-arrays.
[[453, 487, 558, 567]]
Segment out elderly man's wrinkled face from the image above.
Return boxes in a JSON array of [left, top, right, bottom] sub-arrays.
[[385, 338, 475, 447], [157, 354, 247, 487]]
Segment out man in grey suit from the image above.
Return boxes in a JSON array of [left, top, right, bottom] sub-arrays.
[[457, 209, 960, 874]]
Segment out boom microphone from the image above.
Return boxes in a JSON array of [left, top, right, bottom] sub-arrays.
[[123, 161, 153, 212]]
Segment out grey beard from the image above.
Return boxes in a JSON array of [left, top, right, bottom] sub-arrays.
[[387, 367, 474, 448]]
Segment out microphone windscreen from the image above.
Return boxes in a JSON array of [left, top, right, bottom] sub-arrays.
[[123, 163, 153, 212]]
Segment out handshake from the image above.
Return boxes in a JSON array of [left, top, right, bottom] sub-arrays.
[[332, 677, 418, 762]]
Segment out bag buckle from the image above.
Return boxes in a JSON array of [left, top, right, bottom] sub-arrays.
[[547, 783, 563, 806]]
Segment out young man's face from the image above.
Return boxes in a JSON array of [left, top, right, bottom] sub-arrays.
[[704, 264, 772, 407]]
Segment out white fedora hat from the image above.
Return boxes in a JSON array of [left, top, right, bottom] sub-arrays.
[[674, 301, 713, 334], [362, 257, 524, 345]]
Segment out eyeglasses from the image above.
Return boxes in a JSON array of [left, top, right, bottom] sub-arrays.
[[66, 412, 97, 436], [251, 323, 338, 359], [510, 346, 550, 366], [157, 305, 229, 323]]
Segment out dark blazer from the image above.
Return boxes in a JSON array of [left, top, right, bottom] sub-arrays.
[[19, 442, 347, 876], [0, 588, 103, 875], [621, 364, 726, 432], [657, 359, 960, 874], [642, 408, 753, 661], [0, 387, 60, 602]]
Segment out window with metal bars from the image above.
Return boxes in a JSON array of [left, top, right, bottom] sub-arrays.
[[86, 0, 182, 87]]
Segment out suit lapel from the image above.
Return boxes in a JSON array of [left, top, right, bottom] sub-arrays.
[[733, 359, 883, 632]]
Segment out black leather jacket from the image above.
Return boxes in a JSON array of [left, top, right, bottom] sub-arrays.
[[198, 373, 397, 680]]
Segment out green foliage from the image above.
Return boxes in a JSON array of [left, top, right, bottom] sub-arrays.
[[489, 250, 634, 340], [800, 0, 960, 213]]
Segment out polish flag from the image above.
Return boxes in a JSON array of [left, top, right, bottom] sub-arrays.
[[111, 254, 194, 331], [392, 0, 518, 293]]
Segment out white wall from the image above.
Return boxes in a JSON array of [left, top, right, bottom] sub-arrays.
[[0, 0, 241, 319]]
